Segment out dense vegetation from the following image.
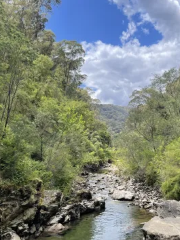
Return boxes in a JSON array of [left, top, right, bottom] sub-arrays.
[[115, 68, 180, 200], [95, 104, 128, 135], [1, 0, 180, 202], [0, 1, 111, 190]]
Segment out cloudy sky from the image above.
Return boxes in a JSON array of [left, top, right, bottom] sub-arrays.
[[47, 0, 180, 105]]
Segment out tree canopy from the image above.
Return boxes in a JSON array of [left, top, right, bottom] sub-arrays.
[[115, 68, 180, 200], [0, 1, 111, 191]]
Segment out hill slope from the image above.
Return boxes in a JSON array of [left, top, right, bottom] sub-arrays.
[[95, 104, 128, 134]]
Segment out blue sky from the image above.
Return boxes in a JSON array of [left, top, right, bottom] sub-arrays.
[[46, 0, 180, 105], [47, 0, 127, 45], [46, 0, 162, 46]]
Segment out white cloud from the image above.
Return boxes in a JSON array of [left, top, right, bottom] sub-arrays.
[[82, 39, 180, 105], [110, 0, 180, 40], [82, 0, 180, 105], [120, 21, 137, 44], [142, 27, 149, 35]]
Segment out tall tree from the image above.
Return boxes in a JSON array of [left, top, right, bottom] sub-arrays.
[[52, 40, 86, 95]]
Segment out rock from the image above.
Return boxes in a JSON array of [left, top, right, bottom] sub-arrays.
[[44, 223, 68, 236], [112, 190, 134, 201], [29, 225, 36, 234], [79, 198, 105, 214], [34, 226, 44, 238], [157, 200, 180, 218], [48, 203, 81, 225], [1, 232, 21, 240], [77, 190, 92, 200], [149, 209, 156, 215], [109, 189, 114, 194], [47, 204, 59, 216], [143, 216, 180, 240], [10, 207, 36, 231], [43, 190, 63, 207], [94, 197, 105, 210], [80, 201, 95, 214], [48, 214, 62, 225], [128, 202, 134, 207]]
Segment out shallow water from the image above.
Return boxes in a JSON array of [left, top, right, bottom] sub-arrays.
[[39, 200, 152, 240]]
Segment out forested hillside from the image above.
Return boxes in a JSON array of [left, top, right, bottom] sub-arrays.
[[0, 1, 111, 190], [115, 68, 180, 200], [95, 104, 128, 134]]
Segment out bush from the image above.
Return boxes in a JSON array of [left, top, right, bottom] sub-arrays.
[[162, 174, 180, 200]]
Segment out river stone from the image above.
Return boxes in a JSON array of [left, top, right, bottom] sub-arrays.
[[157, 200, 180, 218], [48, 215, 60, 225], [112, 190, 134, 201], [143, 216, 180, 240], [94, 197, 105, 210], [44, 223, 68, 236], [1, 232, 21, 240]]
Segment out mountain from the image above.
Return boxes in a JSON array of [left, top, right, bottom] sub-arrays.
[[95, 104, 128, 135]]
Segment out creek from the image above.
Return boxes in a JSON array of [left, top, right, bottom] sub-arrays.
[[39, 168, 153, 240], [43, 200, 151, 240]]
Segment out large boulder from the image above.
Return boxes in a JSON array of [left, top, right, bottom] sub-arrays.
[[157, 200, 180, 218], [112, 190, 134, 201], [143, 216, 180, 240], [48, 203, 81, 225]]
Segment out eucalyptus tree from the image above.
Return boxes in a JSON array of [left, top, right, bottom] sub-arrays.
[[52, 40, 86, 96]]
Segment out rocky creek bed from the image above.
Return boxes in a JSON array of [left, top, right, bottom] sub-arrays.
[[1, 164, 180, 240]]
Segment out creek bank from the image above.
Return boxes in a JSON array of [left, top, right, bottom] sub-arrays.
[[84, 164, 162, 214], [0, 179, 105, 240], [0, 182, 63, 240], [124, 178, 163, 214]]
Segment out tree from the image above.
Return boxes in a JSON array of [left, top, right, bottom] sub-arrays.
[[52, 40, 86, 96], [3, 0, 61, 40], [116, 68, 180, 187]]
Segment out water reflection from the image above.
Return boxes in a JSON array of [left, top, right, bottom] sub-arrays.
[[39, 200, 152, 240]]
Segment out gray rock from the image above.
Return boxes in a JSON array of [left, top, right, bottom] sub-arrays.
[[43, 190, 63, 206], [44, 223, 67, 236], [157, 200, 180, 218], [10, 207, 36, 229], [47, 204, 59, 215], [30, 225, 36, 234], [48, 215, 62, 225], [1, 232, 21, 240], [143, 216, 180, 240], [112, 190, 134, 201], [94, 197, 105, 210]]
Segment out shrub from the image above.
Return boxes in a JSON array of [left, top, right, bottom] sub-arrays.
[[162, 174, 180, 200]]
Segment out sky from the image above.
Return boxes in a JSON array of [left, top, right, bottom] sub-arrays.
[[46, 0, 180, 105]]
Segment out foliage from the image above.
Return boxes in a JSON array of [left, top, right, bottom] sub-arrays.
[[162, 175, 180, 200], [0, 2, 111, 191], [95, 104, 128, 135], [115, 68, 180, 197]]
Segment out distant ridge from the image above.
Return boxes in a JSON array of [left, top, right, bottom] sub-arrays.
[[95, 104, 128, 135]]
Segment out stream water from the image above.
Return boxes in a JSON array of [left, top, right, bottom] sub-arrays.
[[39, 200, 152, 240], [39, 170, 153, 240]]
